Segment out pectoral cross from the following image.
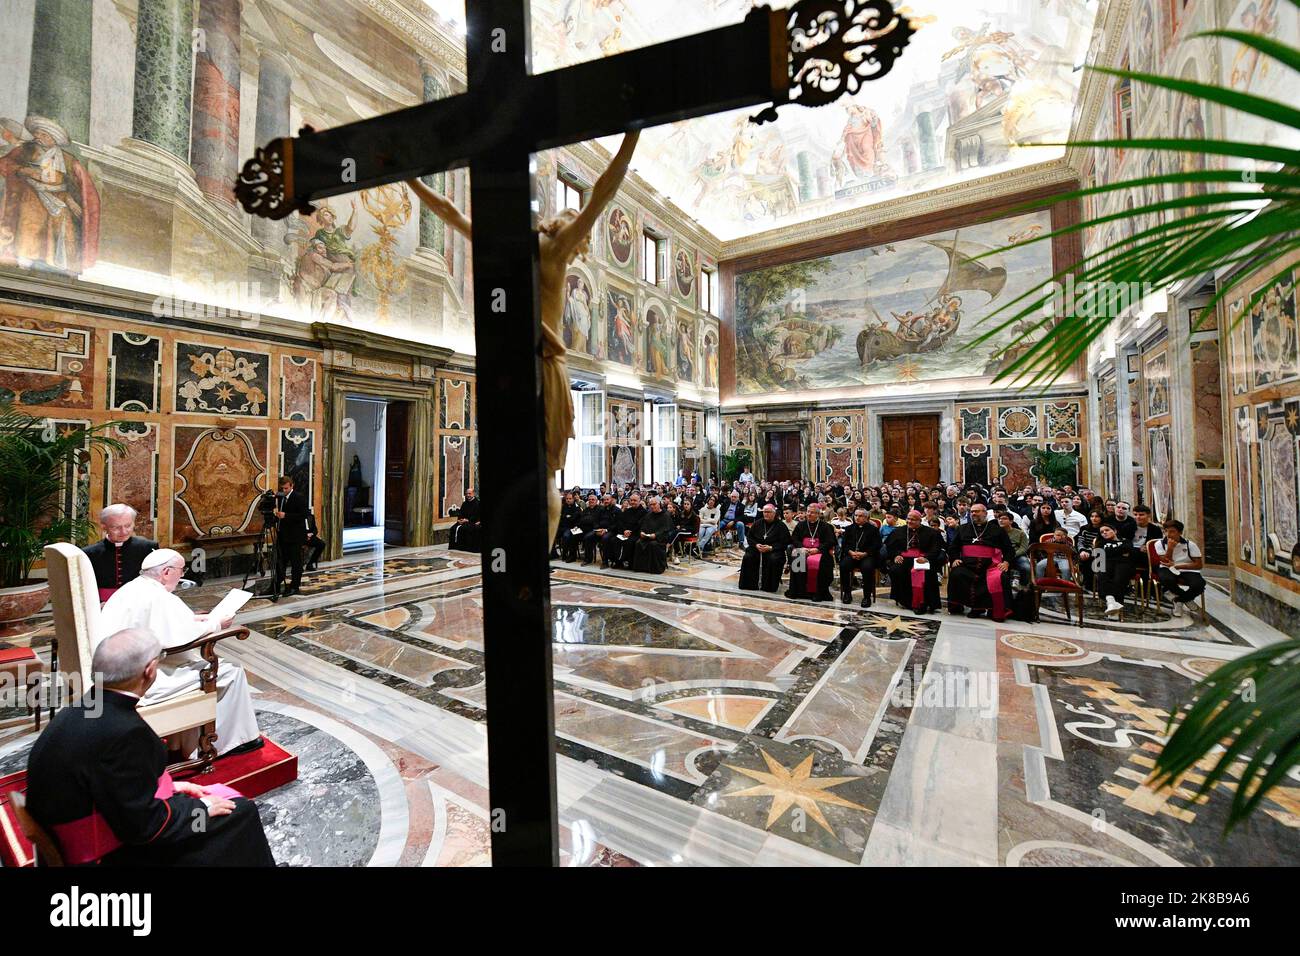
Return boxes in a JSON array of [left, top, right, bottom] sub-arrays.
[[236, 0, 913, 867]]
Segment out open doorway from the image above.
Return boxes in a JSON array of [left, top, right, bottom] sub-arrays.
[[342, 396, 387, 550]]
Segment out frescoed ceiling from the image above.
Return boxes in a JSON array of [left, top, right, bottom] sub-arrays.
[[529, 0, 1101, 242]]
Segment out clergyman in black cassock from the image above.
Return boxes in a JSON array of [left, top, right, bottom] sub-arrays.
[[449, 489, 481, 552], [739, 505, 790, 593], [632, 498, 673, 573], [784, 505, 838, 602], [839, 511, 883, 607], [25, 630, 275, 866], [568, 495, 599, 563], [553, 493, 582, 559], [588, 496, 620, 565], [947, 503, 1017, 620], [83, 535, 158, 603], [605, 495, 646, 568], [886, 512, 943, 613]]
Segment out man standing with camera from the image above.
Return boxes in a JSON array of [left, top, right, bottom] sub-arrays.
[[273, 475, 308, 597]]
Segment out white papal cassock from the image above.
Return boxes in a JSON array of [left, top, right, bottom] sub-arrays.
[[96, 576, 260, 754]]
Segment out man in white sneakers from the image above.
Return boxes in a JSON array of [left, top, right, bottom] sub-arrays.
[[1152, 520, 1206, 617]]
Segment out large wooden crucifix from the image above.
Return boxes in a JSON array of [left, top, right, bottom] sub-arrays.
[[236, 0, 913, 866]]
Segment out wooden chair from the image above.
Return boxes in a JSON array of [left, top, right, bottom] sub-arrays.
[[1145, 540, 1208, 622], [1028, 541, 1086, 626], [5, 791, 63, 867], [41, 543, 250, 775]]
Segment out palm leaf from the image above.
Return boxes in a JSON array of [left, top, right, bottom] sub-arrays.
[[970, 24, 1300, 385], [1151, 639, 1300, 831]]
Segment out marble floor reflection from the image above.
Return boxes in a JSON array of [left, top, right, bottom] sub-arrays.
[[4, 545, 1294, 866]]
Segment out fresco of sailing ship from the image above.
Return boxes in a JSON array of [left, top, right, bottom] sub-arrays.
[[732, 210, 1055, 394], [855, 232, 1008, 367]]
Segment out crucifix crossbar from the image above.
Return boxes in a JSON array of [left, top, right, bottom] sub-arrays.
[[235, 0, 913, 866]]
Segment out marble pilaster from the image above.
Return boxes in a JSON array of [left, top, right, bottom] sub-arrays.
[[189, 0, 242, 204], [27, 0, 94, 144], [131, 0, 196, 161]]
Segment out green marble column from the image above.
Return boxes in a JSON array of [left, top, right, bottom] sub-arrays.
[[418, 60, 448, 255], [27, 0, 94, 144], [132, 0, 196, 161]]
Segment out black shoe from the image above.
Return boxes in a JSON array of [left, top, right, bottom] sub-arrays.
[[305, 564, 317, 572], [966, 608, 986, 619], [841, 593, 853, 604], [223, 737, 265, 757], [948, 604, 964, 615], [283, 586, 300, 597], [860, 598, 872, 609]]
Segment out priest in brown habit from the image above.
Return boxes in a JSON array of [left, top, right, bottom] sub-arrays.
[[739, 503, 790, 593], [408, 131, 640, 542], [784, 503, 838, 602]]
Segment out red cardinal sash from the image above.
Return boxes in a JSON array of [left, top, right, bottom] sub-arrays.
[[961, 543, 1009, 621], [50, 772, 243, 865], [801, 536, 822, 593], [901, 548, 928, 608]]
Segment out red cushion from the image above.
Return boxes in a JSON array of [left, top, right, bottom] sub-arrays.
[[0, 647, 37, 664], [0, 772, 34, 868]]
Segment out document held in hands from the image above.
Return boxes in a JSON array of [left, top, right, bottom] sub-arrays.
[[205, 589, 252, 632], [912, 558, 930, 570]]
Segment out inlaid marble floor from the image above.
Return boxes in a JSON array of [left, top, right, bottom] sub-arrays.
[[4, 545, 1295, 866]]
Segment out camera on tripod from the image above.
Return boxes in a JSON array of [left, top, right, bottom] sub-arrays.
[[258, 490, 279, 525]]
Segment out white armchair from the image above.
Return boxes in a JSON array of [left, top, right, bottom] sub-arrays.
[[42, 543, 249, 774]]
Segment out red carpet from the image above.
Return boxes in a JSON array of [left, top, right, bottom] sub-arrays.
[[0, 737, 296, 867]]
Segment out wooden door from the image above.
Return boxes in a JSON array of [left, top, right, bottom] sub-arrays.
[[881, 415, 940, 486], [384, 401, 410, 545], [765, 431, 802, 481]]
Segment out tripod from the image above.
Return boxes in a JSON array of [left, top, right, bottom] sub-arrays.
[[244, 520, 281, 601]]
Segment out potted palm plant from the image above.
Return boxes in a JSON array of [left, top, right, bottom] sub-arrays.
[[0, 402, 124, 634], [976, 16, 1300, 828]]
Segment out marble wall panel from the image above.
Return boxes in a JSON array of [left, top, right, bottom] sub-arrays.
[[1191, 340, 1224, 466], [280, 427, 314, 508], [106, 422, 159, 539], [280, 355, 317, 422], [0, 314, 94, 408], [109, 331, 161, 412], [175, 341, 270, 416], [439, 434, 470, 516], [173, 425, 268, 538]]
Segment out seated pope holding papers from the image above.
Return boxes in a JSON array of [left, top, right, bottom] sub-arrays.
[[96, 548, 261, 755]]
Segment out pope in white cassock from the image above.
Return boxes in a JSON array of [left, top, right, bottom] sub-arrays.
[[95, 549, 260, 754]]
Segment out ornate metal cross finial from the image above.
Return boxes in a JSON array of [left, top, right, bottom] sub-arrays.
[[235, 138, 312, 220], [752, 0, 916, 124]]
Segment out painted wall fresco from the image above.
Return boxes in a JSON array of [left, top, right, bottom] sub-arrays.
[[0, 0, 718, 409], [529, 0, 1099, 241], [734, 209, 1056, 394]]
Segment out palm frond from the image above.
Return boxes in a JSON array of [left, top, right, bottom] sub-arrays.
[[1151, 639, 1300, 831]]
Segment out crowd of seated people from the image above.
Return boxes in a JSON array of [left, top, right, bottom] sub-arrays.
[[450, 475, 1208, 620]]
